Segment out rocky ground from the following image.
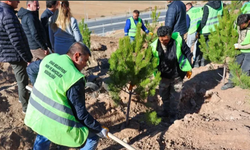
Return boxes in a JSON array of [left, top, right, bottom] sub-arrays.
[[0, 35, 250, 150]]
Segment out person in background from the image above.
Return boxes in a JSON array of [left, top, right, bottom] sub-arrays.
[[241, 0, 250, 14], [0, 0, 33, 113], [124, 10, 152, 42], [41, 1, 59, 50], [195, 1, 223, 67], [165, 1, 187, 38], [221, 14, 250, 90], [49, 1, 83, 54], [17, 0, 49, 61], [186, 2, 203, 67]]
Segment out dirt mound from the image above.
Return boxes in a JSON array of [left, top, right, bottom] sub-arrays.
[[1, 36, 250, 150]]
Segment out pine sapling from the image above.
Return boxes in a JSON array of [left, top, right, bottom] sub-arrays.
[[79, 19, 91, 48], [145, 6, 161, 44], [199, 2, 241, 84], [145, 111, 162, 126], [108, 23, 161, 126]]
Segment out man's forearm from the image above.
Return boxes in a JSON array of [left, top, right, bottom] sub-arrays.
[[67, 80, 102, 133], [238, 44, 250, 49]]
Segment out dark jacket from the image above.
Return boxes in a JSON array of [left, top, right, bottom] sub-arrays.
[[17, 7, 47, 50], [156, 38, 193, 79], [41, 8, 53, 49], [0, 2, 32, 63], [165, 1, 187, 36], [26, 60, 102, 133], [197, 1, 222, 37]]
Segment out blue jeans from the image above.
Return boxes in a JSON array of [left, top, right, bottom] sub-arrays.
[[130, 36, 135, 43], [33, 131, 99, 150]]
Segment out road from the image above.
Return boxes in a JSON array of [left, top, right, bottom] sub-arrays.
[[85, 9, 167, 36]]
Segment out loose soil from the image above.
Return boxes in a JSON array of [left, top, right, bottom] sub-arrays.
[[1, 35, 250, 150]]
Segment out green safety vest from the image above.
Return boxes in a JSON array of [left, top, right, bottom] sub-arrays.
[[24, 54, 88, 147], [128, 17, 141, 37], [187, 7, 203, 34], [201, 2, 223, 34], [151, 32, 192, 75], [240, 30, 250, 53], [241, 3, 250, 14]]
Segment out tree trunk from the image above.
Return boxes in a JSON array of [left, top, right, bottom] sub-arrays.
[[126, 84, 134, 126], [126, 91, 133, 126], [223, 63, 227, 84]]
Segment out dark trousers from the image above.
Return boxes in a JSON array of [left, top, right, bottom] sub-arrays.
[[159, 77, 183, 115], [195, 35, 209, 67], [10, 61, 29, 112], [229, 53, 250, 83]]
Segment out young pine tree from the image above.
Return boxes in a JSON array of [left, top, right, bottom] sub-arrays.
[[108, 23, 161, 125], [199, 2, 241, 84], [229, 60, 250, 89], [145, 111, 162, 126], [79, 19, 91, 48], [145, 6, 161, 44]]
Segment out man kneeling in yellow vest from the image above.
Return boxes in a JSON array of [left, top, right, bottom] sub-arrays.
[[151, 26, 193, 124], [25, 42, 108, 150]]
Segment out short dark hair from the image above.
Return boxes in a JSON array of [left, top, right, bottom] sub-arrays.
[[237, 14, 250, 26], [186, 2, 193, 7], [67, 42, 91, 57], [46, 1, 58, 8], [133, 10, 140, 15], [157, 26, 172, 37]]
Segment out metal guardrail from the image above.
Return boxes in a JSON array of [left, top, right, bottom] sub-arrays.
[[85, 9, 167, 36]]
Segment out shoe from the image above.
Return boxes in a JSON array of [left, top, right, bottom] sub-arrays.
[[157, 110, 169, 118], [200, 60, 205, 66], [22, 106, 27, 114], [221, 82, 235, 90], [192, 60, 200, 68], [193, 64, 200, 68]]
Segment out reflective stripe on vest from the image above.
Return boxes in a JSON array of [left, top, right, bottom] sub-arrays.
[[31, 86, 75, 117], [240, 30, 250, 53], [29, 92, 84, 128], [187, 7, 203, 34], [241, 3, 250, 14], [128, 17, 141, 37], [150, 32, 192, 73], [24, 54, 88, 147], [201, 2, 223, 34]]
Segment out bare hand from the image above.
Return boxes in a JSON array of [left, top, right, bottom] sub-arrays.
[[44, 50, 50, 55]]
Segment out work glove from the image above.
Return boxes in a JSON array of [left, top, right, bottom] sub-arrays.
[[97, 126, 109, 138], [186, 71, 192, 79], [234, 43, 239, 50], [149, 32, 154, 36]]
